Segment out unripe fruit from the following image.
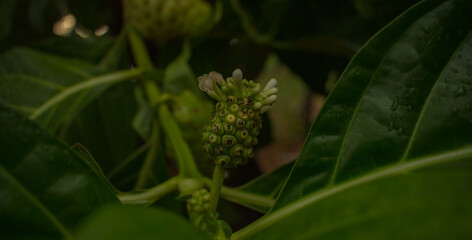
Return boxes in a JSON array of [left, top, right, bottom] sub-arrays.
[[127, 0, 216, 41], [198, 69, 278, 168]]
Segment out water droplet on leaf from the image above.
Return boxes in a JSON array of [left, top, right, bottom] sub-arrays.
[[391, 97, 398, 111], [454, 86, 466, 97], [422, 26, 431, 33]]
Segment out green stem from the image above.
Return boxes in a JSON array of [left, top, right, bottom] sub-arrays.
[[134, 119, 161, 189], [128, 27, 154, 69], [118, 177, 179, 204], [127, 28, 201, 179], [159, 104, 201, 178], [98, 24, 130, 69], [221, 187, 274, 210], [203, 178, 275, 211], [210, 165, 225, 211], [30, 68, 144, 120], [229, 0, 273, 44]]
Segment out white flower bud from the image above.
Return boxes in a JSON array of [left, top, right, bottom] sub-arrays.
[[263, 78, 277, 91], [232, 69, 243, 84], [253, 102, 262, 109], [263, 87, 278, 95], [263, 95, 277, 105], [260, 105, 272, 113]]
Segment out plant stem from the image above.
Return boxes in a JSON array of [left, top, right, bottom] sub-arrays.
[[220, 186, 274, 210], [118, 177, 179, 204], [98, 23, 129, 69], [128, 28, 154, 69], [134, 119, 161, 189], [30, 68, 144, 120], [210, 165, 225, 211], [229, 0, 273, 44], [203, 178, 275, 211], [158, 104, 201, 178], [127, 27, 201, 179]]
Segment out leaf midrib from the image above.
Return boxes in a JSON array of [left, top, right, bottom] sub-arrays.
[[232, 146, 472, 239], [0, 165, 72, 240]]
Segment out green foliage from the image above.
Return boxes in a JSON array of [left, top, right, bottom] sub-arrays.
[[0, 0, 471, 239], [0, 104, 117, 239], [74, 205, 210, 240]]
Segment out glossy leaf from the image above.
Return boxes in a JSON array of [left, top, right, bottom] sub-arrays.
[[74, 205, 210, 240], [234, 148, 472, 239], [0, 104, 118, 239], [234, 0, 472, 238], [0, 48, 141, 131]]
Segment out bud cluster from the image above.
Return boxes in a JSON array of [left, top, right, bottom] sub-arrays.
[[187, 188, 212, 214], [199, 69, 277, 168]]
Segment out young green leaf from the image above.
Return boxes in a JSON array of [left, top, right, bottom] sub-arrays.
[[234, 0, 472, 238], [0, 104, 118, 239]]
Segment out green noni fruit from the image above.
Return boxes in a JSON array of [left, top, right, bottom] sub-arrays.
[[127, 0, 216, 41], [199, 69, 278, 168]]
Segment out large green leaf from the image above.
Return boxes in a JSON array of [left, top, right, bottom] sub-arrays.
[[74, 205, 210, 240], [233, 0, 472, 238], [0, 48, 141, 131], [234, 149, 472, 239], [0, 104, 118, 239]]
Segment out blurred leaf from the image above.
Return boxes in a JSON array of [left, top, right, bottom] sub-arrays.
[[63, 82, 140, 176], [234, 0, 472, 238], [132, 86, 153, 140], [0, 104, 118, 239], [0, 48, 140, 131], [163, 42, 200, 94], [33, 37, 115, 64], [74, 205, 210, 240]]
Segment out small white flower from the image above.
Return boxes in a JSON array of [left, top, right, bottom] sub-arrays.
[[197, 75, 214, 92], [209, 71, 224, 85]]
